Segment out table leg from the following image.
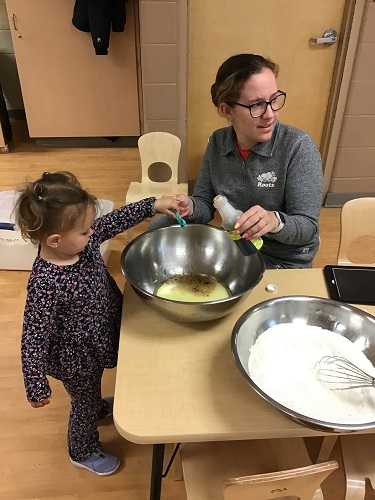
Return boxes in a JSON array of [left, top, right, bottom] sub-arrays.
[[150, 444, 165, 500], [316, 436, 338, 463]]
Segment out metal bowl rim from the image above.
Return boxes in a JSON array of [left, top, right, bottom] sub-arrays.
[[231, 295, 375, 432]]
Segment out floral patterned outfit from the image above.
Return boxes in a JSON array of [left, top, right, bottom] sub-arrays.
[[21, 197, 156, 461]]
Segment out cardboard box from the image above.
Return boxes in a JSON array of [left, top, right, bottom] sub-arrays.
[[0, 191, 114, 270]]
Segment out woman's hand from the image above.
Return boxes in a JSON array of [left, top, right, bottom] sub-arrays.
[[154, 195, 189, 217], [234, 205, 279, 239], [30, 397, 51, 408], [175, 194, 194, 216]]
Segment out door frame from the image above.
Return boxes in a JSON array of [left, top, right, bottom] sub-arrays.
[[319, 0, 366, 200]]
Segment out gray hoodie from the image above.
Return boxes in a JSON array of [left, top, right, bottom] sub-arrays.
[[151, 121, 323, 268]]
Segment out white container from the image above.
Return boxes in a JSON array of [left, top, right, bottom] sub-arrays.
[[213, 194, 263, 256], [0, 191, 114, 270]]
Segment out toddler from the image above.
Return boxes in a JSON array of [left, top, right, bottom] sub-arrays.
[[15, 171, 185, 476]]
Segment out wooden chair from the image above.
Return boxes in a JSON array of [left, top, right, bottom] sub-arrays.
[[337, 197, 375, 266], [126, 131, 188, 202], [340, 434, 375, 500], [181, 439, 338, 500], [125, 131, 188, 239]]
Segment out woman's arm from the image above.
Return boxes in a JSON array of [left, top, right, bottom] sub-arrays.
[[270, 134, 323, 245], [236, 133, 323, 245]]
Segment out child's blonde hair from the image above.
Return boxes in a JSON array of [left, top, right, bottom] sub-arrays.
[[14, 171, 98, 244]]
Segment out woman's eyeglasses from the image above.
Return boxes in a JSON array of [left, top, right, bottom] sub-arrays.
[[232, 91, 286, 118]]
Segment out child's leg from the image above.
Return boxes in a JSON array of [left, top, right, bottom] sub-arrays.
[[63, 369, 107, 461]]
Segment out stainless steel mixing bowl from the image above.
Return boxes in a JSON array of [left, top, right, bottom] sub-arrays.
[[232, 296, 375, 432], [121, 224, 265, 322]]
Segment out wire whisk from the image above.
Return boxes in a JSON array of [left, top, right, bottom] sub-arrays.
[[316, 355, 375, 390]]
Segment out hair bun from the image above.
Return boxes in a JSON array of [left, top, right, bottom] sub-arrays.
[[210, 83, 218, 106]]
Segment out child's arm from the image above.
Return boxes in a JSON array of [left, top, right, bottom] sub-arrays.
[[91, 195, 184, 245], [154, 195, 189, 217], [21, 281, 53, 406]]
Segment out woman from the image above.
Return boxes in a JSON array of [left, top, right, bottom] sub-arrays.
[[151, 53, 323, 269]]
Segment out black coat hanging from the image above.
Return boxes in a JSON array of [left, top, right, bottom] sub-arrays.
[[72, 0, 127, 55]]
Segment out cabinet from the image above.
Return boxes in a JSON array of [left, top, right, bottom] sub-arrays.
[[6, 0, 140, 137]]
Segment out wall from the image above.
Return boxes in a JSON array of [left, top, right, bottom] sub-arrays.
[[0, 0, 23, 111], [325, 0, 375, 206], [138, 0, 187, 179], [186, 0, 346, 181], [5, 0, 140, 139], [0, 0, 188, 165]]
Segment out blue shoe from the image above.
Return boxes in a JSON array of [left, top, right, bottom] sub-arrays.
[[70, 447, 120, 476], [99, 397, 114, 419]]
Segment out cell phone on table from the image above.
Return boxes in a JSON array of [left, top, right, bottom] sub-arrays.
[[324, 265, 375, 306]]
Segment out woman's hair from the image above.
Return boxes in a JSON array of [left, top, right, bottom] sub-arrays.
[[210, 54, 279, 108], [14, 171, 98, 244]]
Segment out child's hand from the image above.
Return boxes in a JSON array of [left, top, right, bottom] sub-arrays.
[[30, 397, 51, 408], [154, 195, 189, 217]]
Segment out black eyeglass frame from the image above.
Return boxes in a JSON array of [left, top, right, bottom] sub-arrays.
[[232, 91, 287, 118]]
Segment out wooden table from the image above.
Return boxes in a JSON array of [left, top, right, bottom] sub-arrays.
[[113, 269, 375, 500]]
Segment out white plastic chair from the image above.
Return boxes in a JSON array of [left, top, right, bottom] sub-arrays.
[[181, 439, 338, 500], [337, 197, 375, 266]]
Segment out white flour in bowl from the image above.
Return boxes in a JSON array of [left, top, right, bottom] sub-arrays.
[[248, 323, 375, 424]]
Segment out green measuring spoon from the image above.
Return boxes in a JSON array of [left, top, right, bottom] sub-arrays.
[[174, 210, 187, 227]]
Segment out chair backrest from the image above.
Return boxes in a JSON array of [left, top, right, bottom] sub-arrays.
[[337, 197, 375, 266], [223, 461, 338, 500], [138, 132, 181, 184]]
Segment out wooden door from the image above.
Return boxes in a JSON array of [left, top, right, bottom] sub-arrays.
[[187, 0, 346, 178], [6, 0, 140, 137]]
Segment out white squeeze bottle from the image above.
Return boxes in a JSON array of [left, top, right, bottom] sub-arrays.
[[213, 195, 263, 256]]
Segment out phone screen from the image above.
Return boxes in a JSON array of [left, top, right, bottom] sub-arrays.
[[324, 265, 375, 305]]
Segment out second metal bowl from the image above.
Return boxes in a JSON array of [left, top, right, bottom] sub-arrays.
[[232, 295, 375, 433]]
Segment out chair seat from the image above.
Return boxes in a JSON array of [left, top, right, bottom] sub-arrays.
[[126, 181, 188, 204]]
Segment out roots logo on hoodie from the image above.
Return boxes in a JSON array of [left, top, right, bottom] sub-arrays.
[[257, 171, 277, 187]]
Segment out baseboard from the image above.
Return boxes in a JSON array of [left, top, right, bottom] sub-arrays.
[[8, 109, 26, 120], [35, 136, 139, 148], [324, 192, 375, 208]]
